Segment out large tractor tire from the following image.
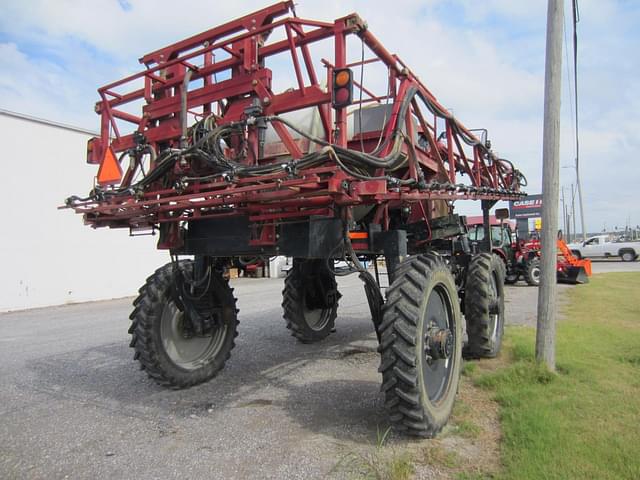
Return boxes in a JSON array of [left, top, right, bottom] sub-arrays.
[[378, 254, 462, 437], [129, 260, 239, 389], [524, 257, 541, 286], [282, 259, 339, 343], [463, 253, 505, 359], [493, 253, 507, 281]]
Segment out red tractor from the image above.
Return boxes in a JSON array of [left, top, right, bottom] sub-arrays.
[[466, 214, 541, 286], [467, 214, 590, 286], [507, 238, 542, 285], [64, 3, 526, 437]]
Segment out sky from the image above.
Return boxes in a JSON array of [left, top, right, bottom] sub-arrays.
[[1, 0, 638, 233]]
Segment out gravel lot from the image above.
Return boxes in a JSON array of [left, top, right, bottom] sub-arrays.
[[1, 260, 638, 479]]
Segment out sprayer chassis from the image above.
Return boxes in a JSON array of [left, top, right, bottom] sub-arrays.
[[66, 2, 525, 437]]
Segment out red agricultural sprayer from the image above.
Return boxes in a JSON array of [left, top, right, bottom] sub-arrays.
[[64, 2, 527, 436]]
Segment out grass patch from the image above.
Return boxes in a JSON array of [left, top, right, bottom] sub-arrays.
[[478, 273, 640, 480], [452, 398, 472, 417], [385, 453, 415, 480], [421, 445, 461, 469], [462, 361, 478, 377], [335, 450, 414, 480], [452, 419, 482, 439], [331, 427, 415, 480], [449, 399, 482, 439], [455, 473, 494, 480], [618, 353, 640, 367]]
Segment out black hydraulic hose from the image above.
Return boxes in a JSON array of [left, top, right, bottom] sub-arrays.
[[413, 90, 525, 188], [414, 90, 498, 156], [268, 116, 406, 170], [116, 84, 418, 190], [266, 85, 418, 171]]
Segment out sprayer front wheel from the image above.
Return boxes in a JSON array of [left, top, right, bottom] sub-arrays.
[[378, 253, 462, 437]]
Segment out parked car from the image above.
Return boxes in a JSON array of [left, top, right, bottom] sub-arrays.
[[567, 235, 639, 262]]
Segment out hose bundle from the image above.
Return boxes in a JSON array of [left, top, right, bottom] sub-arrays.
[[66, 85, 526, 206]]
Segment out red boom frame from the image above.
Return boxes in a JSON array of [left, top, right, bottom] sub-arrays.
[[66, 2, 526, 249]]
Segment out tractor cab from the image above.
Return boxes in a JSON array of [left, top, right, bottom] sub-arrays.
[[466, 216, 515, 263]]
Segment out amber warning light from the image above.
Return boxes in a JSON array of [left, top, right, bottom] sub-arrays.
[[332, 68, 353, 108]]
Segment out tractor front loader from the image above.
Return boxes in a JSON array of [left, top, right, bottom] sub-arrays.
[[64, 2, 527, 437]]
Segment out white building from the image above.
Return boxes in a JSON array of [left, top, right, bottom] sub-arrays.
[[1, 109, 166, 312]]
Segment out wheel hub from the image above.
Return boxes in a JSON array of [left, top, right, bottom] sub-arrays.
[[161, 302, 227, 369], [427, 328, 453, 360], [181, 309, 221, 338]]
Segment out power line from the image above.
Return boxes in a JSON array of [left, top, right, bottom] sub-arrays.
[[572, 0, 587, 241], [563, 7, 576, 149], [572, 0, 580, 163]]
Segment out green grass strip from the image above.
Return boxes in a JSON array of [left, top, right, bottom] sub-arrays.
[[476, 273, 640, 480]]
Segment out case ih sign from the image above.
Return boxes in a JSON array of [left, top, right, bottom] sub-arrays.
[[509, 194, 542, 219]]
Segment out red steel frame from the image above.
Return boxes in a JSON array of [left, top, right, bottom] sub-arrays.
[[69, 2, 525, 247]]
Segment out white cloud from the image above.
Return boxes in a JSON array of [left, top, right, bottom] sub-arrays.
[[0, 42, 88, 125]]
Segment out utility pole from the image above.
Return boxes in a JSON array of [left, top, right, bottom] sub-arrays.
[[536, 0, 563, 372]]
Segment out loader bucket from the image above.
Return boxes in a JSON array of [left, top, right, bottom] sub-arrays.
[[557, 265, 589, 284], [556, 239, 592, 284]]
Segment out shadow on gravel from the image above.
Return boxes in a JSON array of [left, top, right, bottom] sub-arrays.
[[25, 309, 384, 441], [279, 378, 385, 439]]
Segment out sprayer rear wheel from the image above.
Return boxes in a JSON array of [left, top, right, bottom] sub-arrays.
[[128, 261, 239, 389], [282, 259, 339, 343], [463, 253, 505, 359]]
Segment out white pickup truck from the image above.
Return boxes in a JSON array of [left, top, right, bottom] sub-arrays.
[[567, 235, 639, 262]]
